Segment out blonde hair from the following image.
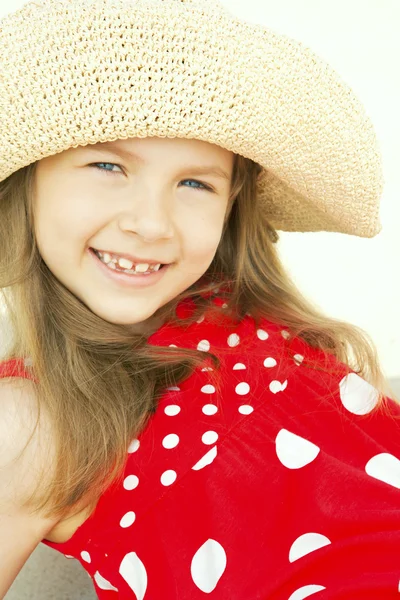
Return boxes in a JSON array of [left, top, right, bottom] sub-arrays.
[[0, 152, 397, 520]]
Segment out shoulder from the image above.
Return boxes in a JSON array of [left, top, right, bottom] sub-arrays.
[[0, 375, 56, 514], [213, 310, 400, 452], [237, 318, 400, 486]]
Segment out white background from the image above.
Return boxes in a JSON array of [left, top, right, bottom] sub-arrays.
[[1, 0, 399, 378]]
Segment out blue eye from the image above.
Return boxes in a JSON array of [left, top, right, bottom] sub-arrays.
[[89, 163, 214, 192], [90, 162, 123, 175], [182, 179, 212, 192]]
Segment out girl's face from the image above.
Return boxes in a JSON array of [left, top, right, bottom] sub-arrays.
[[33, 137, 234, 334]]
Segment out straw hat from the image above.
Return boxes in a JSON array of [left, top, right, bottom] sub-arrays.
[[0, 0, 384, 237]]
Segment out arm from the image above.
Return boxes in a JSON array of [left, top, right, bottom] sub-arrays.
[[0, 378, 61, 599]]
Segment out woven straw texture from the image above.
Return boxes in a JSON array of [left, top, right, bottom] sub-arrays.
[[0, 0, 384, 236]]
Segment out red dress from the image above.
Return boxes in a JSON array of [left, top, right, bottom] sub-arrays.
[[1, 293, 400, 599]]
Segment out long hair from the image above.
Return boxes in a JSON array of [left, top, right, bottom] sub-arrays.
[[0, 152, 397, 520]]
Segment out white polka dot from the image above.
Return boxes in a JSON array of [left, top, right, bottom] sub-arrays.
[[201, 366, 214, 372], [235, 382, 250, 395], [201, 384, 216, 394], [191, 539, 227, 593], [222, 303, 228, 309], [276, 429, 320, 469], [162, 433, 180, 449], [164, 405, 181, 416], [64, 554, 74, 559], [120, 511, 136, 528], [94, 571, 119, 591], [233, 363, 246, 370], [339, 373, 380, 415], [365, 453, 400, 489], [227, 333, 240, 347], [119, 552, 148, 600], [196, 314, 205, 323], [288, 585, 326, 599], [197, 339, 210, 352], [202, 404, 218, 415], [269, 379, 288, 394], [169, 344, 178, 348], [127, 439, 140, 453], [398, 580, 400, 592], [289, 533, 331, 562], [166, 386, 180, 391], [281, 330, 290, 339], [238, 405, 254, 415], [123, 474, 139, 490], [80, 551, 91, 563], [263, 357, 277, 368], [192, 446, 218, 470], [202, 431, 219, 445], [294, 354, 304, 365], [160, 470, 177, 486], [257, 329, 269, 340]]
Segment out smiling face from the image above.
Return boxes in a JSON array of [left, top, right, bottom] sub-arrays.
[[32, 137, 234, 334]]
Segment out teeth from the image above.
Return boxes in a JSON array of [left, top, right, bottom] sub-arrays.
[[132, 262, 150, 273], [118, 257, 135, 270], [95, 250, 161, 274]]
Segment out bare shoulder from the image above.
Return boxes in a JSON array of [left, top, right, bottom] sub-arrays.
[[0, 375, 57, 516]]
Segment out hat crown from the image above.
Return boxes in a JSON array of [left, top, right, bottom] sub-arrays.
[[8, 0, 230, 25], [23, 0, 226, 11]]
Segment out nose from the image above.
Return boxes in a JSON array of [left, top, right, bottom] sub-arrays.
[[118, 191, 175, 242]]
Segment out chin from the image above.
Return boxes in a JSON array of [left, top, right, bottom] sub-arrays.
[[89, 306, 149, 326]]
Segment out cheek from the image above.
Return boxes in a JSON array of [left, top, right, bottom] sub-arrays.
[[182, 213, 224, 259], [37, 193, 100, 241]]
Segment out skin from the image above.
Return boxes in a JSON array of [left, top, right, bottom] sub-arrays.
[[32, 137, 234, 335]]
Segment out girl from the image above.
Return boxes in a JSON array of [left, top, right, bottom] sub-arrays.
[[0, 0, 399, 598]]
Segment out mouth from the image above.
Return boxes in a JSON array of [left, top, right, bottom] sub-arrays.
[[90, 248, 167, 274], [89, 247, 171, 287]]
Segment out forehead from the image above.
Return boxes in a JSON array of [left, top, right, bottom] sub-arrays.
[[89, 137, 231, 158]]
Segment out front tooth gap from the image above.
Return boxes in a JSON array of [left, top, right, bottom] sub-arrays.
[[97, 251, 159, 273], [118, 258, 150, 272]]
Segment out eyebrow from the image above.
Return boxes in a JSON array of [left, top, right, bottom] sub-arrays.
[[86, 142, 231, 182]]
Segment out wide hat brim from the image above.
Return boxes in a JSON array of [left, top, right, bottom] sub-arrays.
[[0, 0, 384, 237]]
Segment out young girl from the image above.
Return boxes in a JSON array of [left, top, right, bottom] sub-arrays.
[[0, 0, 399, 598]]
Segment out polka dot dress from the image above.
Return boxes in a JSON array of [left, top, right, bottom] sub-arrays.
[[1, 293, 400, 599]]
